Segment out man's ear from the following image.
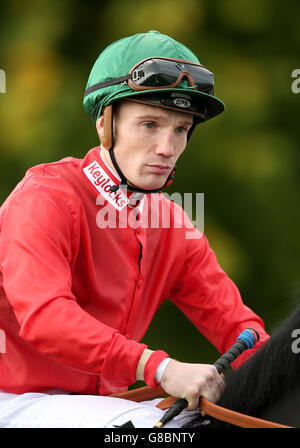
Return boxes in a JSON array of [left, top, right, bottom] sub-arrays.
[[96, 115, 104, 143], [96, 105, 112, 150]]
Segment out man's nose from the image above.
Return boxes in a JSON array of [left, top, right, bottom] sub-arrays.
[[155, 131, 175, 157]]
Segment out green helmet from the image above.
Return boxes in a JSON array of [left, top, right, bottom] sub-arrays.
[[83, 30, 225, 123], [83, 31, 225, 194]]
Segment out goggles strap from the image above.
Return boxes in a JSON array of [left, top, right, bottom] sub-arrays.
[[85, 75, 131, 97]]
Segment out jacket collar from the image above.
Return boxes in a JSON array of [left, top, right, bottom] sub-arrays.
[[82, 147, 145, 213]]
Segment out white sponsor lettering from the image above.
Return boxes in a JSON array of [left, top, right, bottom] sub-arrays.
[[83, 161, 129, 211]]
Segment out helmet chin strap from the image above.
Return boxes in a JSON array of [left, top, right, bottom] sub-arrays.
[[108, 147, 166, 194]]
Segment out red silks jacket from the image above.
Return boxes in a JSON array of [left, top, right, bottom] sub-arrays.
[[0, 147, 268, 395]]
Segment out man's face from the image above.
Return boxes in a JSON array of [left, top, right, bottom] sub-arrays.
[[97, 101, 193, 191]]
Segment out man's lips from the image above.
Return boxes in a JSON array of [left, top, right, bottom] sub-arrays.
[[146, 164, 172, 174]]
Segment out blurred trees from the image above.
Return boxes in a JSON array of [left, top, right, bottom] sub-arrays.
[[1, 0, 300, 363]]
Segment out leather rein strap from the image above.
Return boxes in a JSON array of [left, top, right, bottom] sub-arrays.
[[156, 395, 292, 428], [110, 385, 293, 429]]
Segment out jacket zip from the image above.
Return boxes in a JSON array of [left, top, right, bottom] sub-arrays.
[[138, 242, 143, 272]]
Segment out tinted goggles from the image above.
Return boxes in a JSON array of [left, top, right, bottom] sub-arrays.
[[129, 57, 214, 93], [84, 57, 214, 97]]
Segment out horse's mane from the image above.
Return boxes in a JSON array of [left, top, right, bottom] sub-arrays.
[[181, 304, 300, 428]]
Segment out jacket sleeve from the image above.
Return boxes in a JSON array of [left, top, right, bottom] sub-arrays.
[[168, 227, 269, 369], [0, 183, 148, 390]]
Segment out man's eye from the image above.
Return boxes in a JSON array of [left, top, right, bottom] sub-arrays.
[[144, 122, 155, 129], [176, 126, 188, 133]]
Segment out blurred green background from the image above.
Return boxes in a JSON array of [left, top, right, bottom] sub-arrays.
[[1, 0, 300, 369]]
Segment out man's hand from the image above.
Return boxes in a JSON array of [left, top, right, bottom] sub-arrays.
[[160, 359, 226, 411]]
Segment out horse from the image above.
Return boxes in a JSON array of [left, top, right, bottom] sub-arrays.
[[178, 303, 300, 428]]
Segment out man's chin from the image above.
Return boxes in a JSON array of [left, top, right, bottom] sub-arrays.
[[127, 175, 168, 192]]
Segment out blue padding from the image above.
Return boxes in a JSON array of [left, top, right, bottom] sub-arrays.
[[237, 329, 256, 349]]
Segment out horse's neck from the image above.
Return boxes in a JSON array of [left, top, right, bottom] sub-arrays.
[[258, 382, 300, 427]]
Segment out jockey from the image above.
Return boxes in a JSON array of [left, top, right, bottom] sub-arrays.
[[0, 30, 269, 428]]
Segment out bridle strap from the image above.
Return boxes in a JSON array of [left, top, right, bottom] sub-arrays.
[[109, 386, 294, 429]]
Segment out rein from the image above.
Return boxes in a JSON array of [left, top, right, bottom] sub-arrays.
[[110, 385, 294, 429]]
